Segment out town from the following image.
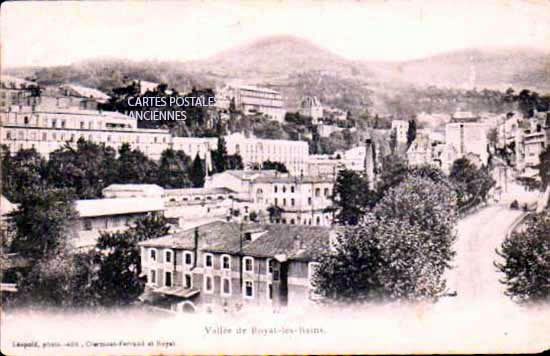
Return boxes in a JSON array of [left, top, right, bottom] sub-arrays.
[[1, 68, 548, 317]]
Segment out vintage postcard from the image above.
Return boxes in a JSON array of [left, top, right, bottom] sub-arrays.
[[1, 0, 549, 354]]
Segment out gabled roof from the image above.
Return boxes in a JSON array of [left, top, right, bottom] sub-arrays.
[[61, 84, 110, 101]]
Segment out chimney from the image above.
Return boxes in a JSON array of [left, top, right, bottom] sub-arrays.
[[193, 227, 199, 269]]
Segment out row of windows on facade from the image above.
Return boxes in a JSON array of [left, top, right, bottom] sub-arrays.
[[271, 215, 325, 225], [149, 249, 268, 274], [148, 269, 269, 300], [270, 186, 331, 197], [4, 130, 167, 144], [5, 115, 135, 130]]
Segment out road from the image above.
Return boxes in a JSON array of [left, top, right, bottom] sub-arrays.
[[445, 205, 523, 303]]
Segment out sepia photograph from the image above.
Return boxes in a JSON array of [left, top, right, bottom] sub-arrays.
[[0, 0, 549, 354]]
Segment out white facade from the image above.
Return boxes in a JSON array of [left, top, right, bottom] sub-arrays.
[[225, 133, 309, 175], [0, 105, 171, 159], [391, 120, 409, 144], [227, 85, 286, 122], [445, 122, 489, 168]]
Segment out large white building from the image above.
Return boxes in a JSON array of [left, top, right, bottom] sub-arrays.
[[445, 121, 489, 168], [205, 170, 334, 226], [0, 105, 171, 159], [226, 84, 286, 122], [225, 133, 309, 175]]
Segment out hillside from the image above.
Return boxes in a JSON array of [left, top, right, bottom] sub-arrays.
[[4, 36, 549, 118]]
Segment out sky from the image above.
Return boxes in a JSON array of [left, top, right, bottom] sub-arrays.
[[1, 0, 549, 68]]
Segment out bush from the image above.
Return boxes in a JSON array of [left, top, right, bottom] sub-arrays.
[[496, 211, 550, 303]]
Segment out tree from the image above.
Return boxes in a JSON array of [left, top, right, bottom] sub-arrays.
[[189, 153, 205, 188], [406, 119, 417, 147], [487, 127, 499, 148], [157, 148, 192, 188], [376, 154, 408, 197], [314, 175, 458, 303], [116, 143, 158, 185], [496, 211, 550, 303], [449, 158, 495, 207], [537, 146, 550, 188], [212, 136, 229, 173], [332, 170, 375, 225], [389, 129, 397, 155], [92, 214, 170, 306], [47, 138, 118, 199], [1, 146, 48, 203], [9, 186, 77, 259], [261, 160, 288, 173]]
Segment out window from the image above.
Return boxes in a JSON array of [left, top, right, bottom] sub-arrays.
[[42, 132, 47, 141], [315, 188, 321, 197], [267, 283, 273, 300], [165, 271, 172, 287], [283, 186, 286, 193], [274, 185, 278, 193], [283, 198, 286, 206], [274, 198, 278, 206], [149, 270, 156, 285], [324, 188, 329, 197], [6, 131, 11, 140], [308, 197, 312, 205], [267, 259, 273, 275], [222, 278, 231, 296], [204, 253, 213, 269], [316, 217, 320, 225], [61, 120, 66, 128], [291, 186, 295, 193], [165, 250, 172, 264], [150, 248, 157, 262], [221, 255, 231, 270], [184, 251, 193, 266], [184, 273, 193, 288], [291, 198, 295, 206], [83, 219, 92, 231], [52, 119, 56, 128], [243, 280, 254, 299], [204, 275, 214, 293], [24, 116, 29, 124], [243, 257, 254, 273]]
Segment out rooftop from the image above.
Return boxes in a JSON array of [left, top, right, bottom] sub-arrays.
[[139, 221, 335, 261], [76, 197, 164, 218]]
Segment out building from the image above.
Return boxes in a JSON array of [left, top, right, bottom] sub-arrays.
[[391, 120, 409, 144], [102, 184, 165, 199], [226, 85, 286, 122], [171, 136, 218, 160], [225, 133, 309, 175], [138, 221, 334, 313], [407, 134, 433, 167], [205, 170, 334, 226], [299, 96, 323, 123], [322, 107, 347, 121], [71, 197, 165, 249], [0, 104, 172, 159], [59, 84, 110, 104], [444, 121, 489, 169]]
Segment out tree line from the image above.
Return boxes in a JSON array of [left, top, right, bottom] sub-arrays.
[[1, 136, 244, 203]]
